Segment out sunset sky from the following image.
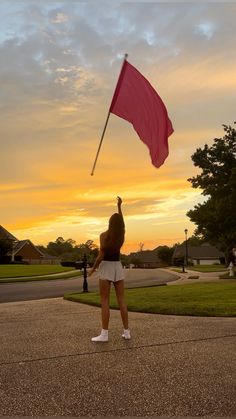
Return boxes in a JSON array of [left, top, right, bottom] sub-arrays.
[[1, 1, 236, 254]]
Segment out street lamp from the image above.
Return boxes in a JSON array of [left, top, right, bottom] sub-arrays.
[[83, 254, 88, 292], [184, 229, 188, 268]]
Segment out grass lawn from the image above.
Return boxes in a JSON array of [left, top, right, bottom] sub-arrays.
[[186, 265, 227, 272], [0, 270, 81, 283], [0, 264, 78, 280], [64, 281, 236, 317]]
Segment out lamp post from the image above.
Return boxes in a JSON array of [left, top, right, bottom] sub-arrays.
[[184, 229, 188, 269], [82, 254, 88, 293]]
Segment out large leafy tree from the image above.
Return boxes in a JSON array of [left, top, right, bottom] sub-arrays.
[[0, 239, 13, 262], [76, 240, 99, 264], [46, 237, 76, 256], [187, 123, 236, 255], [157, 245, 175, 265], [40, 237, 99, 263]]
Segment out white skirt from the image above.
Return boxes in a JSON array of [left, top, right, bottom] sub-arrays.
[[97, 261, 125, 282]]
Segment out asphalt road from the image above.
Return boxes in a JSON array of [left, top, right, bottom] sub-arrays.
[[0, 268, 178, 303]]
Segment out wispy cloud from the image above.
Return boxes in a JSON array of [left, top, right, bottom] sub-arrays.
[[0, 1, 235, 251]]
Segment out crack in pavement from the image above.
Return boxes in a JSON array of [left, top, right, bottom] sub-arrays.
[[0, 333, 235, 367]]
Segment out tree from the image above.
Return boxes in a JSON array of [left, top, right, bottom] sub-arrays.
[[138, 242, 144, 252], [0, 239, 12, 262], [120, 253, 131, 267], [76, 240, 99, 264], [130, 255, 142, 267], [47, 237, 75, 256], [44, 237, 99, 263], [157, 245, 175, 265], [187, 234, 204, 246], [187, 123, 236, 255]]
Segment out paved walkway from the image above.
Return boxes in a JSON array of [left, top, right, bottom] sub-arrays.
[[0, 297, 235, 416], [165, 267, 229, 285]]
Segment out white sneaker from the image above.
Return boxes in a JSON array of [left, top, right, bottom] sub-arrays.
[[122, 329, 131, 340], [91, 330, 108, 342]]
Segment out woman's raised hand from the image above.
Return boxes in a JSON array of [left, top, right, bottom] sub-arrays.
[[117, 196, 122, 206]]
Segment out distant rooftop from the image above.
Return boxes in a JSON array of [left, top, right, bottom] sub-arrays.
[[0, 225, 18, 241], [130, 249, 161, 263], [173, 243, 224, 259], [13, 240, 44, 256]]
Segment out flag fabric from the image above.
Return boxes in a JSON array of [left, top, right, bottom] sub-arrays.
[[109, 59, 174, 168]]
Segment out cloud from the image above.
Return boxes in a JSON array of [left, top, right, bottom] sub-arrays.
[[0, 1, 235, 251], [50, 12, 68, 24]]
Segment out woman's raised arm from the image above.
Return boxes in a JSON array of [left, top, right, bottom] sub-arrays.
[[117, 196, 124, 226]]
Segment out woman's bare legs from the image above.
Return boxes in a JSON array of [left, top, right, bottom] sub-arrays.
[[99, 278, 111, 330], [114, 279, 128, 329], [91, 279, 111, 342]]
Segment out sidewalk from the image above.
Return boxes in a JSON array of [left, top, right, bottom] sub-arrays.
[[165, 267, 228, 285], [0, 297, 235, 416]]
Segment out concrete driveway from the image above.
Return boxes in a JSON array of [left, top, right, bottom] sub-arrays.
[[0, 297, 235, 416]]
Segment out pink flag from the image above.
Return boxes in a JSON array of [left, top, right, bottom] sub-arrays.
[[109, 59, 174, 168]]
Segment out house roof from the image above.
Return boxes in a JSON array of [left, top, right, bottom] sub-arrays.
[[0, 225, 18, 241], [13, 240, 45, 256], [0, 226, 60, 260], [172, 243, 224, 260], [130, 250, 160, 263]]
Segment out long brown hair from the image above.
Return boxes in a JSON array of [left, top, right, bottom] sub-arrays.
[[104, 213, 125, 251]]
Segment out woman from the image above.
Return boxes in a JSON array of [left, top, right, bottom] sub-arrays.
[[89, 196, 130, 342]]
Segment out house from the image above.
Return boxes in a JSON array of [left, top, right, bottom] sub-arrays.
[[172, 243, 225, 266], [0, 225, 17, 242], [0, 225, 60, 265], [129, 248, 166, 268], [0, 225, 18, 262], [12, 240, 60, 265]]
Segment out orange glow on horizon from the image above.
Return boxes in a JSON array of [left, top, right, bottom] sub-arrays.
[[1, 2, 235, 254]]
